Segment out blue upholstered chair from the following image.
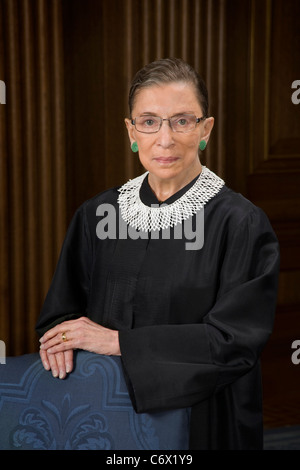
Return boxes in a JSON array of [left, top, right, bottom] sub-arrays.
[[0, 351, 190, 450]]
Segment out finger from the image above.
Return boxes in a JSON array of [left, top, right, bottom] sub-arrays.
[[55, 351, 67, 379], [40, 331, 70, 351], [39, 321, 72, 344], [64, 349, 74, 374], [47, 352, 60, 378], [42, 333, 77, 355], [39, 349, 50, 370], [39, 326, 61, 344], [40, 348, 73, 379]]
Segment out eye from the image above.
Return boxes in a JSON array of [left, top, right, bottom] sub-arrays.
[[144, 119, 155, 126], [175, 115, 194, 126], [172, 115, 192, 127], [138, 116, 159, 127], [177, 118, 188, 126], [171, 115, 196, 133]]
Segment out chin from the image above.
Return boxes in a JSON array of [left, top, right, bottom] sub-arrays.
[[148, 166, 182, 180]]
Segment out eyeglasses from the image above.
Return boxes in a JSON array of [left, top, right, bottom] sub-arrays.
[[131, 114, 206, 134]]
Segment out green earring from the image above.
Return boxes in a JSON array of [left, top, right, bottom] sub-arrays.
[[199, 140, 206, 151], [131, 141, 139, 153]]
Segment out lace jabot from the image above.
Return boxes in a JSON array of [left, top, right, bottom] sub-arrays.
[[117, 166, 225, 232]]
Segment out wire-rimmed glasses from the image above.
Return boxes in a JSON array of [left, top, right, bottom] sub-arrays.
[[131, 114, 206, 134]]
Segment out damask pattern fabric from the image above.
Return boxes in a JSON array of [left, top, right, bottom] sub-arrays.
[[0, 351, 190, 450]]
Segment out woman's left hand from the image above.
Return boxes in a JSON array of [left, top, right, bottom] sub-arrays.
[[39, 316, 121, 357]]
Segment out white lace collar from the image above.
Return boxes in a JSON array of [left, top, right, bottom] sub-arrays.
[[117, 166, 225, 232]]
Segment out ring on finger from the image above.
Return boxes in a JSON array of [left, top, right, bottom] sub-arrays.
[[61, 332, 68, 342]]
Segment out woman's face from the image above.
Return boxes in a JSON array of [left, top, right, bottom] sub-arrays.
[[125, 81, 214, 182]]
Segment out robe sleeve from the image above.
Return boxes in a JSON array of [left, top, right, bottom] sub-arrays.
[[119, 207, 280, 413], [35, 205, 92, 336]]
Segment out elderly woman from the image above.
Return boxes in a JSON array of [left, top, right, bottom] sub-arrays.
[[37, 58, 280, 450]]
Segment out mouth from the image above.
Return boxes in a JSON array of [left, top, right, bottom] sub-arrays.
[[153, 156, 179, 164]]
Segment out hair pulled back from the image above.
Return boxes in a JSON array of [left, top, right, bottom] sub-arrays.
[[128, 58, 209, 118]]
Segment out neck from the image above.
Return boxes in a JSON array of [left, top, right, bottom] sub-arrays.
[[148, 162, 202, 202]]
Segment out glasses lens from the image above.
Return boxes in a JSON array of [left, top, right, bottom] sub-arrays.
[[135, 116, 161, 133], [171, 115, 197, 132]]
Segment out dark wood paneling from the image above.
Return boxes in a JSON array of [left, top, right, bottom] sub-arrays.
[[224, 0, 300, 427], [0, 0, 66, 354], [244, 0, 300, 427], [246, 0, 300, 311]]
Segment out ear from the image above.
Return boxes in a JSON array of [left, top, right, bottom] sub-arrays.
[[125, 118, 136, 145], [201, 117, 214, 143]]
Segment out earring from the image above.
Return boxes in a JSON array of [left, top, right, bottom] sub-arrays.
[[199, 140, 206, 151], [131, 142, 139, 153]]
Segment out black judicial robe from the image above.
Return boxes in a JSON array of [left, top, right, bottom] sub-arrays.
[[36, 175, 280, 450]]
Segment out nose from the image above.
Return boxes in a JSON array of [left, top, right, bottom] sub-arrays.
[[156, 120, 175, 148]]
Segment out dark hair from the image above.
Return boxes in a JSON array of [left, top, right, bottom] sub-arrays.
[[128, 58, 209, 118]]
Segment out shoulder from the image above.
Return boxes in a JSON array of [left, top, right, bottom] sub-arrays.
[[84, 186, 120, 209], [63, 186, 120, 239], [73, 186, 120, 218], [207, 185, 274, 235], [73, 173, 147, 220], [211, 185, 262, 216]]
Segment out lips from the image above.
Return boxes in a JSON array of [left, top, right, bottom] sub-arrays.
[[154, 157, 179, 164]]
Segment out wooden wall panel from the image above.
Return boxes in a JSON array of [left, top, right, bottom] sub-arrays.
[[223, 0, 252, 194], [239, 0, 300, 427], [248, 0, 300, 171], [0, 0, 66, 354], [247, 0, 300, 311]]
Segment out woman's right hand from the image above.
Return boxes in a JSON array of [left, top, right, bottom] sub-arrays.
[[39, 348, 74, 379]]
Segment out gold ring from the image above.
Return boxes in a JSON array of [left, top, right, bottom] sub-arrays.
[[62, 332, 67, 342]]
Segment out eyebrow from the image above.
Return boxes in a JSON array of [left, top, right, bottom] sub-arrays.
[[138, 111, 196, 117]]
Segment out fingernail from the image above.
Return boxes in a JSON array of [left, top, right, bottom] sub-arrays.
[[52, 370, 58, 378], [59, 371, 65, 379]]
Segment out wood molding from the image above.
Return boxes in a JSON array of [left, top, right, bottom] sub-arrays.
[[249, 0, 300, 174]]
